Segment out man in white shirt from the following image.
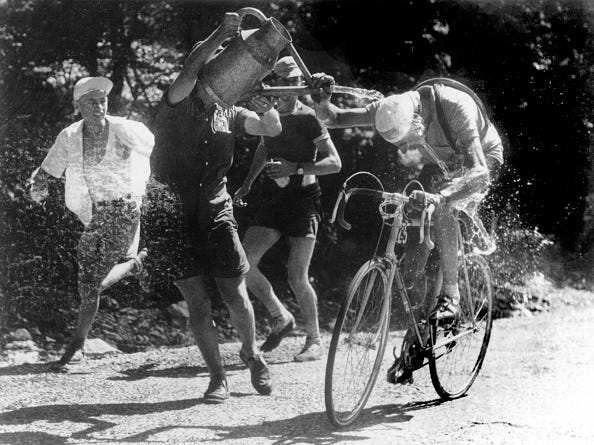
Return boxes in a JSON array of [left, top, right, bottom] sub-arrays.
[[29, 76, 154, 370]]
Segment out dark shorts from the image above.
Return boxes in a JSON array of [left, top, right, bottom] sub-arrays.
[[183, 208, 249, 279], [255, 182, 322, 238]]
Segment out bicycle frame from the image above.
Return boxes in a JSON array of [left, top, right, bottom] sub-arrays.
[[332, 187, 431, 349], [333, 186, 483, 355], [326, 180, 495, 426]]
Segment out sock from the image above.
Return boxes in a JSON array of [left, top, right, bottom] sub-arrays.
[[443, 284, 460, 304]]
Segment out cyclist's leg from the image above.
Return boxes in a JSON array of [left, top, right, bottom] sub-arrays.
[[388, 233, 431, 384], [400, 229, 432, 320], [424, 249, 442, 317], [433, 206, 460, 304]]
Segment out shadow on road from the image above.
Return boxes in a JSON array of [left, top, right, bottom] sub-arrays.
[[108, 358, 297, 382], [0, 362, 65, 376], [0, 395, 444, 444], [108, 361, 252, 381], [0, 397, 247, 445], [118, 399, 445, 444]]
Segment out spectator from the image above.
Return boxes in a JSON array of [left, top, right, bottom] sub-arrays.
[[150, 12, 282, 403], [234, 57, 341, 362], [29, 76, 154, 371]]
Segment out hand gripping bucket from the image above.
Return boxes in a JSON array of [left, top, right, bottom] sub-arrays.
[[196, 8, 293, 108]]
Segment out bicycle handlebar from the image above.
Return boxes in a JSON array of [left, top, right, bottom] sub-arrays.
[[330, 187, 406, 229], [330, 186, 436, 249]]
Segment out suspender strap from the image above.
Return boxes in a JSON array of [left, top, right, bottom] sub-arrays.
[[432, 84, 459, 151], [417, 86, 452, 180]]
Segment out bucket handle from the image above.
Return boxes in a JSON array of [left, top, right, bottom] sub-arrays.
[[237, 7, 267, 23], [237, 7, 313, 84]]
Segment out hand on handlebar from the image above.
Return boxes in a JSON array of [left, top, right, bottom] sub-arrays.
[[407, 190, 444, 212]]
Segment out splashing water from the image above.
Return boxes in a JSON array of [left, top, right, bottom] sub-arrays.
[[331, 85, 385, 101], [257, 84, 384, 101]]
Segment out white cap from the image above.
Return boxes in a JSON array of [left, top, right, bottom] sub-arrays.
[[73, 77, 113, 101], [374, 92, 416, 144]]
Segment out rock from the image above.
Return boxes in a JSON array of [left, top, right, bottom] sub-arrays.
[[11, 351, 40, 365], [13, 328, 32, 341], [167, 301, 189, 329], [84, 338, 121, 357], [4, 340, 40, 351]]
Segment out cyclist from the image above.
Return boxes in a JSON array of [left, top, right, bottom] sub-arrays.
[[234, 57, 341, 361], [310, 73, 503, 383]]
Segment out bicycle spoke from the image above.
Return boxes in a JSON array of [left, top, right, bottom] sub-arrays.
[[325, 261, 391, 427], [429, 254, 493, 399]]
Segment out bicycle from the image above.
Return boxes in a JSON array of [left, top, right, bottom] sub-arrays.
[[324, 172, 494, 428]]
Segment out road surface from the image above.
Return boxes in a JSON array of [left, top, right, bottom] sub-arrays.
[[1, 294, 593, 444]]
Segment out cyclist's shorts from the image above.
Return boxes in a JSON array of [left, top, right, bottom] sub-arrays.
[[183, 209, 250, 279], [254, 182, 322, 239]]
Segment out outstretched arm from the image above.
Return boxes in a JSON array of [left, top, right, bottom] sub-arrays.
[[310, 73, 374, 129], [168, 13, 241, 105]]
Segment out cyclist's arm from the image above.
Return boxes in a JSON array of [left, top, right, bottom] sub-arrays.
[[439, 137, 490, 204]]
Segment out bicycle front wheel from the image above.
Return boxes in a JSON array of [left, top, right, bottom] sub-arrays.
[[429, 253, 493, 399], [325, 259, 391, 428]]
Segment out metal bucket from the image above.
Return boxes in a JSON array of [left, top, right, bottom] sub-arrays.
[[196, 8, 292, 108]]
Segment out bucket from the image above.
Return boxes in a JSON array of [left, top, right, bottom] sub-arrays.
[[196, 8, 292, 108]]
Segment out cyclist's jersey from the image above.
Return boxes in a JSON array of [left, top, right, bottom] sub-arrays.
[[365, 86, 504, 171]]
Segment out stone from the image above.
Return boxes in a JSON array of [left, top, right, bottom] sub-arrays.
[[13, 328, 32, 341], [12, 351, 40, 365], [84, 338, 121, 357], [4, 340, 40, 351]]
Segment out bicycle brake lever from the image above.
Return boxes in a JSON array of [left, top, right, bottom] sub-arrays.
[[337, 195, 352, 230], [421, 203, 435, 249], [330, 189, 344, 224]]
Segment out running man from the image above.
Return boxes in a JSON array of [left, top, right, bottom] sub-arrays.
[[234, 57, 341, 362]]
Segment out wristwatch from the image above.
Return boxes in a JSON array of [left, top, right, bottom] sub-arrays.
[[296, 163, 304, 175]]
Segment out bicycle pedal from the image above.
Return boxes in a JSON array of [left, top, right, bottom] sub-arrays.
[[387, 366, 414, 385]]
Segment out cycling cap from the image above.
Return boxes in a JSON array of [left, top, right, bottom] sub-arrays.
[[73, 77, 113, 102], [374, 92, 416, 144], [274, 56, 302, 79]]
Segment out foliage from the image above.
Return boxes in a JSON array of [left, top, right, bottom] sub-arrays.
[[0, 0, 593, 329]]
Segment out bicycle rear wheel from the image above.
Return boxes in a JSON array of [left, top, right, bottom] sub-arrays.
[[429, 253, 493, 399], [325, 259, 391, 428]]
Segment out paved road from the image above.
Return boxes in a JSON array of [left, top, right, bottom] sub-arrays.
[[1, 297, 593, 445]]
